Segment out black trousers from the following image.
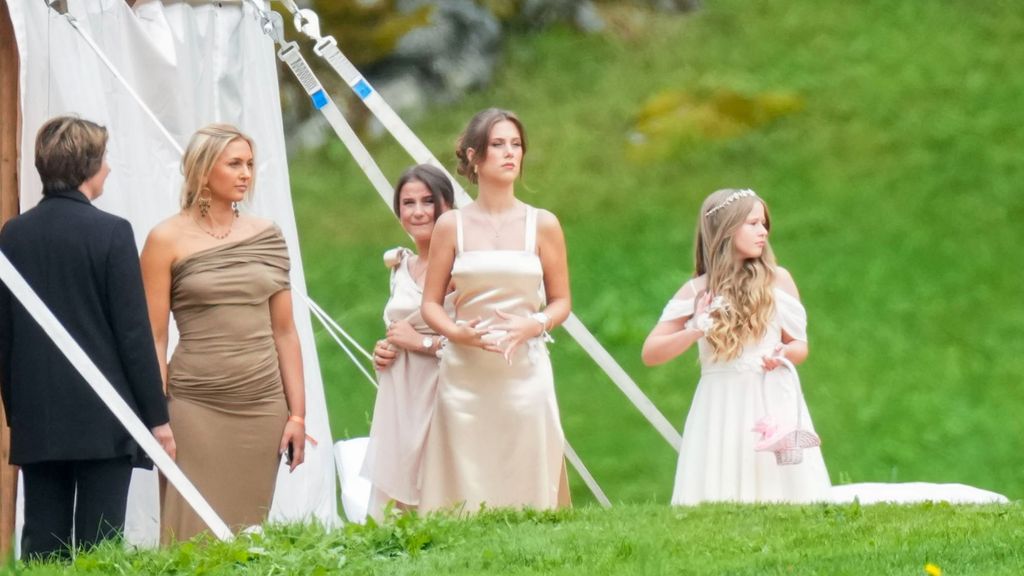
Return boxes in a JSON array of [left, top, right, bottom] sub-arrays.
[[20, 457, 133, 560]]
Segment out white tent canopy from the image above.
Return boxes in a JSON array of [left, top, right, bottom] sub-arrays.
[[8, 0, 338, 546]]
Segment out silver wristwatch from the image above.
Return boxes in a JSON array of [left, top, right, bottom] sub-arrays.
[[421, 336, 434, 352]]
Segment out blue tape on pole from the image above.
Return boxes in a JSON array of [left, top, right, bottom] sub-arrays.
[[311, 89, 328, 109], [354, 79, 372, 99]]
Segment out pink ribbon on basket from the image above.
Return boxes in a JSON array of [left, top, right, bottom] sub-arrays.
[[752, 416, 778, 441]]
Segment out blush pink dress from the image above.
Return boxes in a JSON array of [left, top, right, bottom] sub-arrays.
[[361, 247, 453, 516]]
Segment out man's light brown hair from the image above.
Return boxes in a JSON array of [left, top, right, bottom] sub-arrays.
[[35, 116, 108, 192]]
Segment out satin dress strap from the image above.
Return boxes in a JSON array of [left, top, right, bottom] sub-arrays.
[[454, 210, 465, 255], [524, 206, 538, 253]]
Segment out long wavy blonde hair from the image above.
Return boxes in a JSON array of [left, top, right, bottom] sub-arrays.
[[694, 189, 776, 361]]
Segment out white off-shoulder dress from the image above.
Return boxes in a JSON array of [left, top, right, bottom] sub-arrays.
[[659, 285, 831, 505]]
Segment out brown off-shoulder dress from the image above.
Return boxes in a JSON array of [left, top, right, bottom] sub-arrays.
[[160, 225, 290, 544]]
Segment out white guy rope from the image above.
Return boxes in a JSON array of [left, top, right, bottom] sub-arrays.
[[562, 316, 682, 449], [304, 296, 374, 363], [304, 296, 378, 389], [245, 2, 394, 205], [285, 6, 473, 207], [63, 14, 183, 155], [0, 252, 233, 541], [563, 440, 611, 508]]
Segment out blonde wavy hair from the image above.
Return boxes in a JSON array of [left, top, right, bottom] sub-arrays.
[[180, 123, 256, 210], [694, 188, 776, 361]]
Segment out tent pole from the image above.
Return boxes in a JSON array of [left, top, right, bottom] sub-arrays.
[[0, 0, 22, 560]]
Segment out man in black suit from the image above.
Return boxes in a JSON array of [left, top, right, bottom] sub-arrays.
[[0, 116, 175, 559]]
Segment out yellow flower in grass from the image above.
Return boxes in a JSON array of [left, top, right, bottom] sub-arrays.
[[924, 563, 942, 576]]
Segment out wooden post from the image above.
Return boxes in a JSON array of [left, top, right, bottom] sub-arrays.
[[0, 0, 22, 560]]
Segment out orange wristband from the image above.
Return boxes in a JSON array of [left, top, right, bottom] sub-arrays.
[[287, 415, 317, 446]]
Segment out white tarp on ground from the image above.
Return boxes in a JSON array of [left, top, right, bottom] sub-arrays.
[[829, 483, 1009, 505], [8, 0, 339, 547]]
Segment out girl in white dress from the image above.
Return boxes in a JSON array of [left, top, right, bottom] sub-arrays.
[[361, 165, 454, 518], [642, 188, 830, 505], [419, 108, 572, 512]]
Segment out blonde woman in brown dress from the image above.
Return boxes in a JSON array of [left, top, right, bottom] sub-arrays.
[[140, 124, 306, 543]]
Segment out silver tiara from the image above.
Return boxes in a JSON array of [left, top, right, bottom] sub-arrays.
[[705, 189, 756, 217]]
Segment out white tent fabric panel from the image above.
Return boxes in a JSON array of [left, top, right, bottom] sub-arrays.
[[9, 0, 339, 546]]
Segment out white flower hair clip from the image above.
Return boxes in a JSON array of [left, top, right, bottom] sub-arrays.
[[707, 295, 728, 313], [705, 189, 757, 217]]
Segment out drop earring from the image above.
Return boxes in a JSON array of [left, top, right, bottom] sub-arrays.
[[197, 189, 212, 218]]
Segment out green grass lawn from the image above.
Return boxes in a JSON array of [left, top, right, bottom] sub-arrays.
[[12, 503, 1024, 574], [294, 0, 1024, 507]]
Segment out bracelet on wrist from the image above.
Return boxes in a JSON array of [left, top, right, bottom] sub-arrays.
[[529, 311, 550, 330], [288, 415, 306, 426], [529, 312, 555, 343]]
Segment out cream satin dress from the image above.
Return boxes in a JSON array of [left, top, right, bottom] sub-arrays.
[[660, 284, 831, 505], [418, 206, 570, 513]]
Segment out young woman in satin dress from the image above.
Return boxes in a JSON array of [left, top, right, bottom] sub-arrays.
[[362, 164, 454, 518], [419, 108, 572, 512]]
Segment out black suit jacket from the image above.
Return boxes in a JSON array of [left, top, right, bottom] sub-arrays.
[[0, 188, 169, 466]]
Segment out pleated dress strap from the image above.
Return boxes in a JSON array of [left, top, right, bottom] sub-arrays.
[[524, 205, 538, 254]]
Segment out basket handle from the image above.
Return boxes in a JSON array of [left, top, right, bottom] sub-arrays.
[[760, 356, 804, 429]]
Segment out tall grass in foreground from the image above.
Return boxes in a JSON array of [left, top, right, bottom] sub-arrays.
[[294, 0, 1024, 505], [8, 503, 1024, 575]]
